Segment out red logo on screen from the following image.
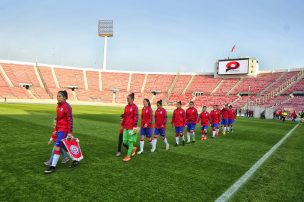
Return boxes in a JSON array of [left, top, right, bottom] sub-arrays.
[[226, 61, 240, 72]]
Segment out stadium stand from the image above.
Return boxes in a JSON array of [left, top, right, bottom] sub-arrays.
[[0, 60, 303, 112]]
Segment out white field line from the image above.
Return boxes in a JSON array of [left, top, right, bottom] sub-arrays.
[[215, 123, 299, 202]]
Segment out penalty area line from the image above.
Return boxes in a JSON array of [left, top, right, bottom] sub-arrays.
[[215, 123, 299, 202]]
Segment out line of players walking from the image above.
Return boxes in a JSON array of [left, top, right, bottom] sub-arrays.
[[117, 93, 237, 162]]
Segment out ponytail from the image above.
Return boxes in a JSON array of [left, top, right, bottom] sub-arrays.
[[128, 92, 135, 100], [58, 90, 68, 99], [157, 99, 163, 106], [144, 98, 151, 108]]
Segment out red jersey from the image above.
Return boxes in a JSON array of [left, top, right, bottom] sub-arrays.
[[171, 108, 186, 127], [210, 109, 220, 124], [221, 107, 229, 119], [198, 111, 210, 126], [186, 107, 198, 124], [122, 103, 139, 130], [141, 106, 153, 128], [56, 101, 73, 133], [155, 107, 167, 128], [228, 109, 236, 120], [50, 133, 57, 141]]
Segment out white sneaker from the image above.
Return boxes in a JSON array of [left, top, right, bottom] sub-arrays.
[[137, 150, 143, 155], [166, 143, 170, 150], [44, 160, 51, 166]]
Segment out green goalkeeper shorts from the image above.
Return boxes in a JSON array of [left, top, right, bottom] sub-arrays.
[[123, 129, 137, 143]]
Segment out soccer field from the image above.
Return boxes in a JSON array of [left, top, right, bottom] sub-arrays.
[[0, 103, 303, 202]]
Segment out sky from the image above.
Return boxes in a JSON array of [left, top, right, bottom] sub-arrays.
[[0, 0, 303, 73]]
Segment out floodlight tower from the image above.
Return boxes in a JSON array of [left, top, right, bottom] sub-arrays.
[[98, 20, 113, 71]]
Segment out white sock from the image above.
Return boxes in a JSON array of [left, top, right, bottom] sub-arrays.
[[51, 154, 60, 167], [140, 140, 144, 152], [187, 133, 190, 142], [163, 137, 168, 144], [153, 138, 157, 148], [212, 131, 216, 137], [224, 127, 226, 133], [192, 132, 195, 140], [175, 137, 179, 144], [149, 140, 153, 147], [181, 135, 185, 141]]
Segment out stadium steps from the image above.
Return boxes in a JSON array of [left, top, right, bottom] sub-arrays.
[[141, 74, 148, 93], [231, 95, 242, 105], [51, 67, 60, 88], [33, 65, 44, 88], [26, 89, 36, 99], [182, 74, 195, 95], [0, 64, 14, 87], [211, 78, 224, 95], [167, 73, 179, 99], [35, 65, 53, 99], [272, 71, 304, 96], [83, 70, 88, 90], [127, 73, 132, 92], [280, 70, 304, 94], [255, 70, 304, 105], [226, 77, 243, 96], [259, 72, 286, 96]]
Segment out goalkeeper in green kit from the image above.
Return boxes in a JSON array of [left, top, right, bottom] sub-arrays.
[[121, 93, 139, 161]]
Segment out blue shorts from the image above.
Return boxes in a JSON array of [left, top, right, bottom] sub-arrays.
[[154, 128, 166, 137], [186, 123, 196, 131], [140, 127, 152, 138], [212, 124, 219, 129], [228, 119, 235, 125], [201, 125, 208, 130], [221, 119, 229, 125], [55, 131, 67, 147], [175, 126, 184, 134]]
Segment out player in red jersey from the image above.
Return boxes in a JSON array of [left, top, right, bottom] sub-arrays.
[[186, 101, 198, 143], [220, 104, 229, 135], [210, 105, 221, 138], [151, 99, 169, 152], [121, 93, 139, 162], [227, 105, 236, 133], [197, 106, 210, 141], [44, 90, 75, 174], [137, 99, 153, 155], [215, 105, 221, 135], [171, 101, 186, 146]]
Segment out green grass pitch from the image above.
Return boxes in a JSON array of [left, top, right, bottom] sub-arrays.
[[0, 103, 303, 201]]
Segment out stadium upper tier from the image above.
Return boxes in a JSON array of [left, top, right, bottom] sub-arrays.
[[0, 60, 303, 111]]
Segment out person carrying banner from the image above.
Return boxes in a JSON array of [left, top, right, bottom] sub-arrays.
[[44, 90, 76, 174]]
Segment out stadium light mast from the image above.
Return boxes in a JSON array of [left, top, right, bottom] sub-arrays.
[[98, 20, 113, 71]]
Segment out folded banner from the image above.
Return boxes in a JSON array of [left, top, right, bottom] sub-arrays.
[[62, 138, 84, 161]]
